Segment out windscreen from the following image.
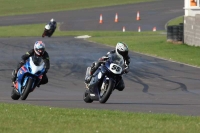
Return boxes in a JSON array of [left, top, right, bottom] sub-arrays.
[[107, 54, 124, 68], [32, 55, 44, 66]]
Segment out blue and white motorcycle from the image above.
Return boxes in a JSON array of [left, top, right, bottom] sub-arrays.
[[84, 54, 127, 103], [11, 56, 46, 100]]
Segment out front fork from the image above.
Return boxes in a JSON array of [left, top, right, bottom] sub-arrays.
[[100, 77, 109, 91]]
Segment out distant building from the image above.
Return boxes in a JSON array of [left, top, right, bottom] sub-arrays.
[[184, 0, 200, 46]]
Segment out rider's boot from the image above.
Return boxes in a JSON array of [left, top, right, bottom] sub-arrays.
[[37, 83, 41, 88], [85, 61, 102, 87], [85, 76, 92, 84], [11, 70, 17, 82], [85, 64, 97, 84]]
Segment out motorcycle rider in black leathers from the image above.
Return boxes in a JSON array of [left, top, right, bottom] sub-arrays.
[[85, 42, 130, 91], [42, 18, 57, 37], [49, 18, 57, 35], [12, 41, 50, 87]]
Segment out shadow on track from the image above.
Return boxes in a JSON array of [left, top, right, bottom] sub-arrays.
[[106, 102, 200, 106]]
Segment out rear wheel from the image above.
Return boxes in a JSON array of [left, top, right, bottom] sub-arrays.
[[99, 79, 114, 103], [21, 78, 33, 100], [48, 30, 53, 37], [83, 90, 93, 103], [11, 88, 20, 100]]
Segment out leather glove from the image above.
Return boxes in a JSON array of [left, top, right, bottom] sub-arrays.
[[20, 60, 25, 64], [98, 56, 109, 61], [19, 60, 26, 67]]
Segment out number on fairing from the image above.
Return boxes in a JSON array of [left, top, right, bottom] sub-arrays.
[[110, 63, 122, 74]]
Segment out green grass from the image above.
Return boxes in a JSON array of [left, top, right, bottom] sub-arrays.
[[0, 0, 154, 16], [89, 33, 200, 67], [0, 103, 200, 133], [0, 23, 200, 67], [167, 16, 184, 26]]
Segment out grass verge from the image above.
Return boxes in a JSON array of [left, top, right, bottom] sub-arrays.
[[0, 103, 200, 133], [0, 23, 200, 67], [167, 16, 184, 26], [0, 0, 154, 16]]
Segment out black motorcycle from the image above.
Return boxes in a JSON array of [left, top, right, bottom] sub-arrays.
[[42, 24, 55, 38], [84, 55, 127, 103]]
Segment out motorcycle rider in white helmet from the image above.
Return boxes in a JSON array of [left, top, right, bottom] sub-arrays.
[[85, 42, 130, 91], [42, 18, 57, 37], [49, 18, 57, 35]]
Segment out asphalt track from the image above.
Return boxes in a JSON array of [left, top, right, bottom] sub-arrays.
[[0, 0, 183, 31], [1, 0, 200, 116]]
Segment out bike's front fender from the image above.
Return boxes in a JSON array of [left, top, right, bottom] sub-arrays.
[[98, 77, 116, 103], [18, 76, 36, 95]]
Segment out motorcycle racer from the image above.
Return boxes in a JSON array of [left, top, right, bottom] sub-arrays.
[[42, 18, 57, 37], [49, 18, 57, 34], [85, 42, 130, 91], [12, 41, 50, 87]]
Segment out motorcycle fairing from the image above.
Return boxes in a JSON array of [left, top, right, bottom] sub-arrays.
[[88, 65, 108, 100], [45, 24, 51, 30], [88, 58, 123, 100], [16, 57, 45, 94]]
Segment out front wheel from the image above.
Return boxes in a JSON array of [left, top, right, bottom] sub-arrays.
[[11, 88, 20, 100], [42, 30, 46, 37], [83, 90, 93, 103], [21, 78, 33, 100], [48, 31, 54, 37], [99, 79, 115, 103]]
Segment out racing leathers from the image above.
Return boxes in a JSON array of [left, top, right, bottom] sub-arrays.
[[49, 21, 57, 34], [12, 49, 50, 86], [85, 50, 130, 91]]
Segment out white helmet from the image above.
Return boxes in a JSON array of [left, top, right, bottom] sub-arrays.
[[50, 18, 55, 23], [115, 42, 128, 58]]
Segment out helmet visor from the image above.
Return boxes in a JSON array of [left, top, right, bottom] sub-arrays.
[[36, 48, 45, 55], [117, 49, 128, 57]]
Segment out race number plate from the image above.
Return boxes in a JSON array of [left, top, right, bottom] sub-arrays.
[[109, 63, 122, 74]]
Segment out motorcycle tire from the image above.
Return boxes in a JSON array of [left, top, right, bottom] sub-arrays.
[[42, 31, 45, 37], [21, 78, 33, 100], [42, 30, 46, 37], [83, 90, 93, 103], [48, 32, 53, 37], [11, 88, 20, 100], [99, 79, 114, 103]]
